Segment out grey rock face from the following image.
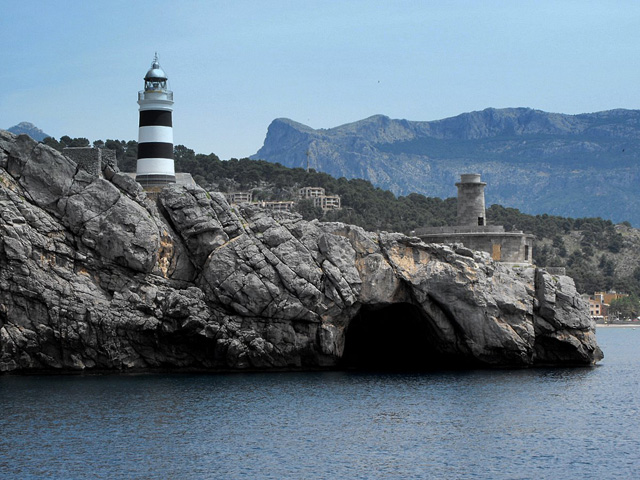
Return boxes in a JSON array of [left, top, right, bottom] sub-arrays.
[[0, 130, 602, 373]]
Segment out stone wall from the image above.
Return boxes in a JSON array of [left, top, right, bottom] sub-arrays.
[[419, 232, 534, 263], [415, 225, 505, 235], [63, 147, 101, 176], [545, 267, 567, 276], [63, 147, 118, 177]]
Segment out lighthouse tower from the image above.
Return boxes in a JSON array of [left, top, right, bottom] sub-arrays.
[[456, 173, 487, 226], [135, 54, 175, 187]]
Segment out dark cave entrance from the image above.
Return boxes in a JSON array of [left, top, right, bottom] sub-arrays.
[[341, 302, 471, 371]]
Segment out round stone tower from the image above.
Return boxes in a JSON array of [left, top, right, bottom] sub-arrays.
[[135, 54, 175, 187], [456, 173, 487, 226]]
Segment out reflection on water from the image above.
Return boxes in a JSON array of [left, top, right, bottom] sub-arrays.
[[0, 328, 638, 479]]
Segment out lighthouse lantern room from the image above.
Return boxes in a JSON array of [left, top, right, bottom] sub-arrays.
[[135, 53, 176, 187]]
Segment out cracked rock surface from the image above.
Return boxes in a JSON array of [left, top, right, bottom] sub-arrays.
[[0, 131, 603, 373]]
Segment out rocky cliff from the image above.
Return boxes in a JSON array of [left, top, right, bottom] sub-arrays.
[[252, 108, 640, 225], [0, 131, 602, 373]]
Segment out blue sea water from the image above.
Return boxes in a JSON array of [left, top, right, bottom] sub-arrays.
[[1, 327, 639, 480]]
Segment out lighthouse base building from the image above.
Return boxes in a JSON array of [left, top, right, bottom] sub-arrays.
[[414, 174, 534, 264]]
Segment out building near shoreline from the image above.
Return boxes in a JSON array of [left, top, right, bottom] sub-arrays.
[[586, 295, 607, 320], [223, 186, 341, 213], [299, 186, 325, 198], [595, 291, 627, 305], [415, 174, 534, 264], [584, 291, 629, 322], [259, 201, 296, 212], [298, 186, 341, 211], [225, 191, 253, 204]]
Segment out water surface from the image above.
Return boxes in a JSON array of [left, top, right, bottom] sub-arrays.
[[1, 327, 638, 479]]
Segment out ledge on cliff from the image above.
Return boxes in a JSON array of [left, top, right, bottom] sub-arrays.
[[0, 130, 602, 373]]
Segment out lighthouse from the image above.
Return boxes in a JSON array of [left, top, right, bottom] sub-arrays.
[[456, 173, 487, 226], [135, 54, 175, 187]]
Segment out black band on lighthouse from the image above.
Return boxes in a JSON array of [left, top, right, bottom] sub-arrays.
[[137, 142, 174, 159], [139, 110, 173, 127]]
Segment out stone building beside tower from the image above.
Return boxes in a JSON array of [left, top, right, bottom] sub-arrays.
[[415, 174, 534, 264]]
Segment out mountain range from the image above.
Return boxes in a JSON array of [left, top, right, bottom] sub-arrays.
[[6, 122, 50, 142], [252, 108, 640, 225]]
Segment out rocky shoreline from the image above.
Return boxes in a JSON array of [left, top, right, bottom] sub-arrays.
[[0, 131, 603, 373]]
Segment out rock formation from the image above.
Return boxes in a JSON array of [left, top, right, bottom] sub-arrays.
[[0, 130, 603, 373]]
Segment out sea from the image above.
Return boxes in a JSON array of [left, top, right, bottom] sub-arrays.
[[1, 327, 638, 480]]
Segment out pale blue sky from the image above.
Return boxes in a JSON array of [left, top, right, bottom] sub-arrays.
[[2, 0, 639, 159]]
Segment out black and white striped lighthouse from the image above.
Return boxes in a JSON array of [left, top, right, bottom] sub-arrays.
[[135, 54, 175, 187]]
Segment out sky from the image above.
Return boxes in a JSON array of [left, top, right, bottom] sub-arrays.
[[2, 0, 640, 160]]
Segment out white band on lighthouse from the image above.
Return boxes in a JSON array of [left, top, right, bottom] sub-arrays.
[[136, 158, 176, 176], [135, 54, 176, 188], [138, 126, 173, 144]]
